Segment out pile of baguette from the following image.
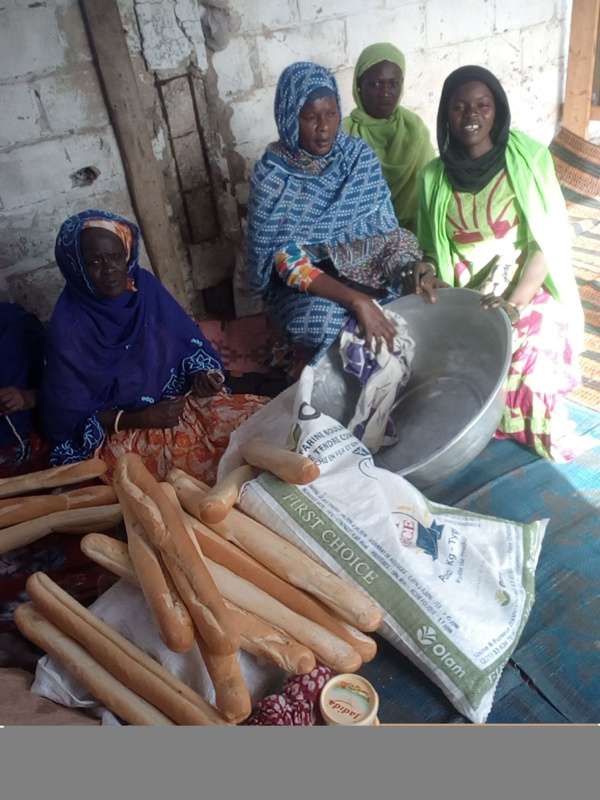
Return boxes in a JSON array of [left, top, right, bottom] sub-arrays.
[[15, 445, 383, 726], [0, 458, 123, 555]]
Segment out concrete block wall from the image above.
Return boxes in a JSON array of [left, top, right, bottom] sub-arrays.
[[0, 0, 234, 322], [219, 0, 571, 190], [0, 0, 145, 322], [216, 0, 572, 314], [0, 0, 575, 323]]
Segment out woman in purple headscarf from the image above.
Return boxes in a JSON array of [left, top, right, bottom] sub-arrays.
[[41, 209, 269, 483]]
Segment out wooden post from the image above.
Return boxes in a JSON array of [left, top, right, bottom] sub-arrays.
[[79, 0, 190, 310], [563, 0, 600, 138]]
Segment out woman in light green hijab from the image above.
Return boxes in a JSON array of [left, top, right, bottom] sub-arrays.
[[343, 43, 435, 233]]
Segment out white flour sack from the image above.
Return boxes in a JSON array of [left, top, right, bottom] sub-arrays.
[[219, 368, 548, 724]]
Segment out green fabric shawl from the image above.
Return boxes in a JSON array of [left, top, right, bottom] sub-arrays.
[[417, 129, 585, 352], [342, 42, 436, 233]]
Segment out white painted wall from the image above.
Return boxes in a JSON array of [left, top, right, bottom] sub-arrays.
[[221, 0, 571, 184], [0, 0, 575, 322]]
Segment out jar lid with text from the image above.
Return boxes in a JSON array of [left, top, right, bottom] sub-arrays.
[[319, 674, 379, 726]]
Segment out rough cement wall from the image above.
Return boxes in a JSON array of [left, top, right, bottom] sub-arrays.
[[0, 0, 574, 323], [0, 0, 238, 322], [0, 0, 139, 321], [216, 0, 573, 314]]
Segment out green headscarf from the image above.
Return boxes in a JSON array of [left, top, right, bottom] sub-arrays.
[[343, 42, 436, 233]]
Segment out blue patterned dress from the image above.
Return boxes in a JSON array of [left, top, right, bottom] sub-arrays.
[[247, 62, 421, 369]]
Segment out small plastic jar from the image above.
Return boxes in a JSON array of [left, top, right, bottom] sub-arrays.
[[319, 674, 380, 726]]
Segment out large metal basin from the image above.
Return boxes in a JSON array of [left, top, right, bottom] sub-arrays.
[[311, 288, 513, 489]]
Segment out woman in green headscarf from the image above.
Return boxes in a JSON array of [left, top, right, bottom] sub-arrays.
[[343, 42, 435, 233]]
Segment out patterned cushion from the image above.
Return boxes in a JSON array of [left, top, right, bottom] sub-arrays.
[[197, 314, 277, 375]]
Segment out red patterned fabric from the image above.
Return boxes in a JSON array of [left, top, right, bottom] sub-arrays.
[[245, 665, 334, 726], [0, 529, 111, 633]]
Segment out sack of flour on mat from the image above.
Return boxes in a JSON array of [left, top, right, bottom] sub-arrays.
[[220, 366, 548, 724]]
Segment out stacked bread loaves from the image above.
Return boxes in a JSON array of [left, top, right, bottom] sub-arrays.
[[15, 447, 383, 726], [0, 459, 123, 555]]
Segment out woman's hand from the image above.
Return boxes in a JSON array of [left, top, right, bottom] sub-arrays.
[[480, 294, 521, 326], [135, 396, 187, 428], [0, 386, 37, 415], [351, 295, 397, 354], [100, 396, 187, 433], [191, 369, 226, 398], [399, 259, 450, 302], [411, 261, 450, 303], [308, 272, 396, 354], [401, 260, 433, 294]]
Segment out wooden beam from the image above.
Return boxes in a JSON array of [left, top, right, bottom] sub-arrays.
[[79, 0, 190, 310], [563, 0, 600, 138]]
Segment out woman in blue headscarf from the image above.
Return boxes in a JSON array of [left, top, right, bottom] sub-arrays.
[[246, 61, 435, 377], [0, 302, 48, 478], [41, 210, 269, 482]]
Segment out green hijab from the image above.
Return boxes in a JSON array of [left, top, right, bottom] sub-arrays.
[[343, 43, 436, 233]]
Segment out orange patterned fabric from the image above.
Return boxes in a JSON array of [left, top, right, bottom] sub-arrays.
[[81, 218, 134, 262], [97, 392, 270, 486]]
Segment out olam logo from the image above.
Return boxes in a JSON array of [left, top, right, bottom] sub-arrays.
[[416, 625, 465, 678], [416, 625, 437, 646]]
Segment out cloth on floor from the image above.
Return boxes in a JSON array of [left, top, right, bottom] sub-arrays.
[[30, 578, 286, 725], [244, 664, 334, 726], [339, 309, 415, 452], [0, 667, 100, 726]]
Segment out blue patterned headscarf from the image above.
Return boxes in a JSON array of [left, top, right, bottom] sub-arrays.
[[42, 209, 223, 464], [247, 62, 399, 293], [274, 61, 343, 151]]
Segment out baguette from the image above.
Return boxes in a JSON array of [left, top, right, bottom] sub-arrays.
[[0, 458, 108, 499], [0, 503, 123, 556], [80, 533, 139, 587], [195, 634, 252, 724], [14, 603, 175, 726], [175, 498, 377, 662], [119, 479, 196, 654], [205, 558, 363, 673], [0, 485, 118, 529], [239, 440, 320, 485], [156, 481, 246, 660], [113, 455, 239, 656], [224, 600, 317, 675], [121, 492, 195, 654], [169, 472, 382, 633], [24, 572, 230, 726], [79, 532, 317, 675], [149, 495, 250, 724], [197, 464, 257, 524]]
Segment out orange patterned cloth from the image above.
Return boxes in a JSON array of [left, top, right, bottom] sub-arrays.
[[97, 392, 270, 485]]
